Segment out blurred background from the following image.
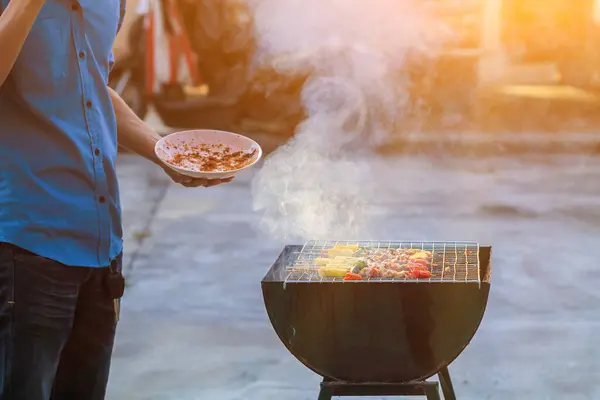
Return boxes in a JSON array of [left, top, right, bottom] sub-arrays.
[[107, 1, 600, 399]]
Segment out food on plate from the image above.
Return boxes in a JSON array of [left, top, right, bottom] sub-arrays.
[[166, 142, 258, 172], [312, 245, 436, 280]]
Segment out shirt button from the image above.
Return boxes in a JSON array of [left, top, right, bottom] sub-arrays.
[[86, 100, 92, 108], [98, 196, 106, 204], [79, 51, 85, 59], [94, 148, 100, 156]]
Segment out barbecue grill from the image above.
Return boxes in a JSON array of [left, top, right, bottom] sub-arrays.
[[262, 240, 492, 399]]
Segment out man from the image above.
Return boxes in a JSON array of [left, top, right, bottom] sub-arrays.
[[0, 0, 231, 399]]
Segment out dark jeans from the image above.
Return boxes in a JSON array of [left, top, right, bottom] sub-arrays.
[[0, 243, 118, 400]]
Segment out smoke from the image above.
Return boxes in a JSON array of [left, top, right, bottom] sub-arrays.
[[250, 0, 453, 241]]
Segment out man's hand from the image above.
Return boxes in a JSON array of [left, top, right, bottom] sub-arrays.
[[161, 165, 234, 188]]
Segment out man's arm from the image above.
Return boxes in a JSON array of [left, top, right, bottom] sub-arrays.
[[108, 86, 161, 164], [108, 87, 231, 187], [0, 0, 45, 86]]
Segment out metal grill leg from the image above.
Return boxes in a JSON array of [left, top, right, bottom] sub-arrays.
[[438, 366, 457, 400], [317, 379, 333, 400], [423, 383, 442, 400], [317, 389, 332, 400]]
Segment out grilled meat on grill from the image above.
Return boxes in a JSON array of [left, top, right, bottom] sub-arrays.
[[315, 245, 434, 280]]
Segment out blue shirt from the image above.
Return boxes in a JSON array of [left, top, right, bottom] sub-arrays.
[[0, 0, 126, 267]]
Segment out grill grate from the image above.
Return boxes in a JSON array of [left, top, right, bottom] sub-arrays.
[[284, 240, 480, 284]]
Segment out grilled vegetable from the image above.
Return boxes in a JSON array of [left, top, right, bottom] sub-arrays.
[[343, 273, 363, 281], [409, 269, 431, 279], [336, 256, 362, 263], [327, 248, 356, 258], [325, 262, 352, 270], [323, 258, 346, 266], [333, 244, 359, 250], [317, 256, 361, 267], [315, 257, 330, 265], [350, 260, 368, 274], [318, 266, 351, 278]]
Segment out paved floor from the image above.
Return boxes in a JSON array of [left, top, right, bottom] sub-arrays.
[[110, 156, 315, 400], [107, 150, 600, 400]]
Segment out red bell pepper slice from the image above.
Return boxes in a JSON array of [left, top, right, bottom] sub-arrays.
[[343, 273, 363, 281], [410, 269, 432, 279]]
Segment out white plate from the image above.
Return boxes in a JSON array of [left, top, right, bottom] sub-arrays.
[[155, 129, 263, 179]]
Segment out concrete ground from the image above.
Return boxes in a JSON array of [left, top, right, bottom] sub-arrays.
[[109, 155, 314, 400], [107, 142, 600, 399]]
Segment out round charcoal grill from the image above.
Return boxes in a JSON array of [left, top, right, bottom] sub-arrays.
[[261, 241, 492, 399]]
